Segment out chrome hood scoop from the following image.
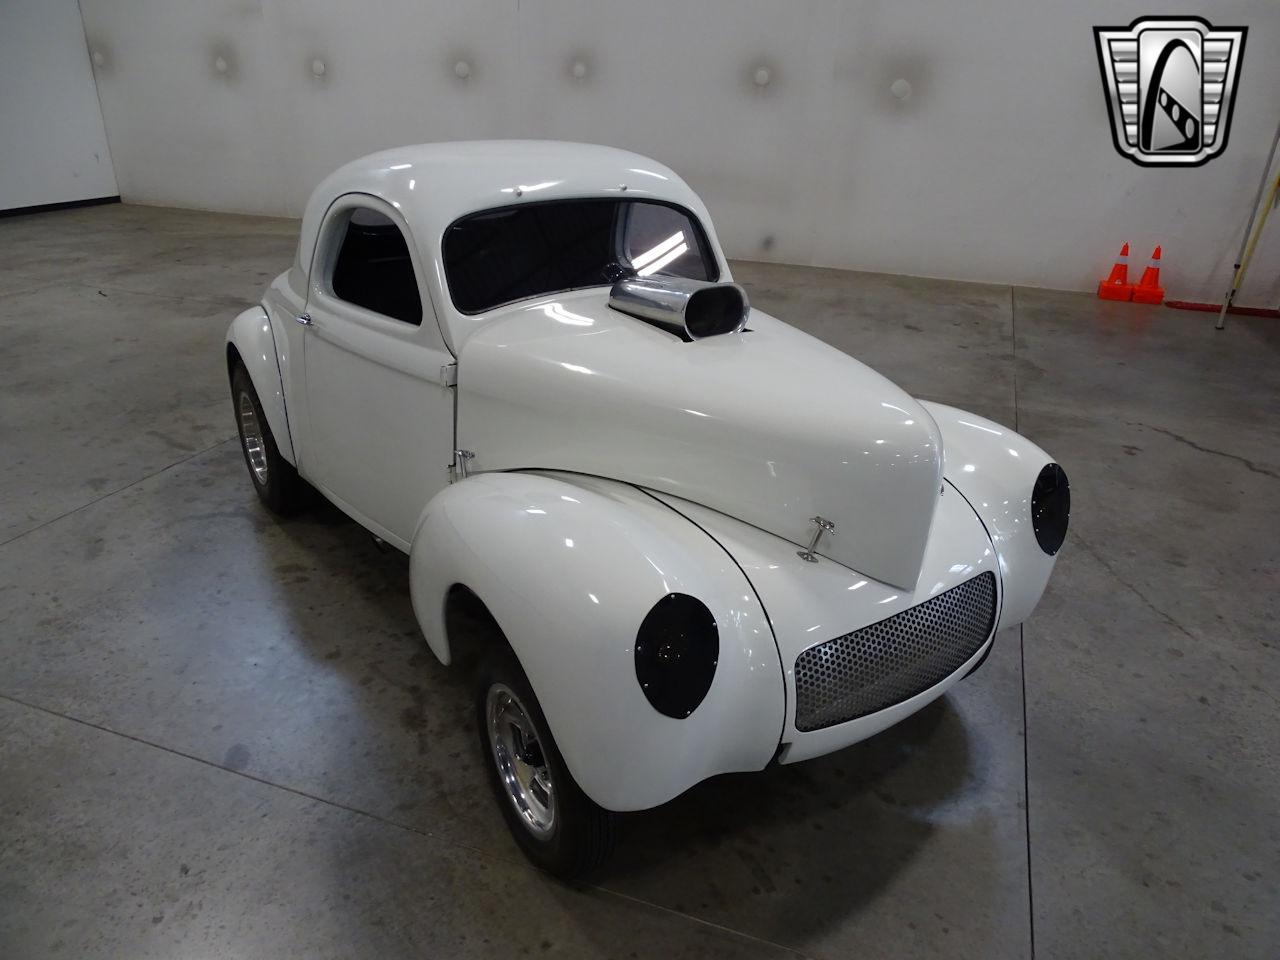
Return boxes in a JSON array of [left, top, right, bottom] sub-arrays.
[[456, 289, 944, 590]]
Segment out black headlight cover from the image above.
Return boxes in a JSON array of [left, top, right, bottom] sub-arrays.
[[1031, 463, 1070, 556], [634, 593, 719, 719]]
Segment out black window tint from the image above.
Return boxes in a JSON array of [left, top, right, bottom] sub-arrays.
[[443, 199, 717, 314], [331, 208, 422, 325]]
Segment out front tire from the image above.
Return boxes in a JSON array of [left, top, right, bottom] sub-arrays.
[[476, 647, 616, 879], [231, 362, 305, 515]]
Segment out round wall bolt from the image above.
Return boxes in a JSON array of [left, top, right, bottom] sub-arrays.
[[890, 77, 912, 100], [91, 50, 105, 67], [311, 58, 326, 77], [214, 55, 228, 74], [753, 66, 771, 87], [571, 60, 587, 80], [454, 60, 471, 79]]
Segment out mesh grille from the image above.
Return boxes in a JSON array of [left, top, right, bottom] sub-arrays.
[[793, 572, 997, 732]]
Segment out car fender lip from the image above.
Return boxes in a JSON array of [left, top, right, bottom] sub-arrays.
[[920, 401, 1059, 628], [225, 304, 295, 466]]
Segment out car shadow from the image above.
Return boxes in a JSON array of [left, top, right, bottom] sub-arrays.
[[601, 696, 974, 936]]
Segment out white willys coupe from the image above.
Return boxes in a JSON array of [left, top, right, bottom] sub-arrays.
[[226, 141, 1070, 877]]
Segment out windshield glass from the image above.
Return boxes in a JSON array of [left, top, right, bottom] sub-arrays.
[[443, 198, 719, 314]]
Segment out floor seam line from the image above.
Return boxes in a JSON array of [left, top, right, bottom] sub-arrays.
[[1011, 286, 1020, 433], [1012, 285, 1034, 959], [1020, 624, 1036, 960], [0, 436, 236, 548], [595, 885, 817, 958], [0, 690, 483, 847], [0, 690, 815, 958]]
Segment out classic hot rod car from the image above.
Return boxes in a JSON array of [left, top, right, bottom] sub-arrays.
[[226, 141, 1069, 877]]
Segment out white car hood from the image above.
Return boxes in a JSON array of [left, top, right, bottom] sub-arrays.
[[456, 288, 943, 590]]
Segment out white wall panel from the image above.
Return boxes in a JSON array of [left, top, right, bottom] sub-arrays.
[[76, 1, 282, 213], [0, 0, 117, 210], [78, 0, 1279, 303], [515, 0, 833, 267]]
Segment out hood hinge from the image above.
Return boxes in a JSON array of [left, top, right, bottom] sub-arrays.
[[797, 516, 836, 563]]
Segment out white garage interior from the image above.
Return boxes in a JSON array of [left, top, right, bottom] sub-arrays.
[[2, 1, 1277, 958]]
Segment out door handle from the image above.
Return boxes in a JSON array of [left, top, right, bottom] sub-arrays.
[[296, 312, 314, 326]]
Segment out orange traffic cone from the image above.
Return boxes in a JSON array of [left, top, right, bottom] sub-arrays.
[[1097, 243, 1133, 301], [1131, 245, 1165, 304]]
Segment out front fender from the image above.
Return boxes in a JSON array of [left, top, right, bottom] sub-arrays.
[[226, 305, 295, 465], [921, 401, 1062, 626], [408, 470, 785, 811]]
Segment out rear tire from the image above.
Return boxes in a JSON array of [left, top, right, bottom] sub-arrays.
[[476, 646, 616, 879], [231, 362, 305, 515]]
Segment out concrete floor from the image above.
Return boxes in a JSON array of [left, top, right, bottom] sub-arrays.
[[0, 203, 1276, 959]]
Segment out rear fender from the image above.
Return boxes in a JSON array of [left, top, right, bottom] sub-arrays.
[[226, 305, 295, 465], [408, 470, 785, 811]]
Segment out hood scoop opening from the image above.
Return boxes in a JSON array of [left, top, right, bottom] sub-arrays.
[[609, 277, 750, 342]]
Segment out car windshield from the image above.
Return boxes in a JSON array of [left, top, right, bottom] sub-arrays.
[[442, 198, 719, 314]]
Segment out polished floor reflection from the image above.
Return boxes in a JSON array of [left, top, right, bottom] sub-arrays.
[[1, 205, 1276, 959]]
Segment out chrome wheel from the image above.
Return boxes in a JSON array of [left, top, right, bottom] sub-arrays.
[[237, 391, 269, 485], [486, 683, 556, 836]]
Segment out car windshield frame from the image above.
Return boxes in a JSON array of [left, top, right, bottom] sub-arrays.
[[441, 197, 721, 316]]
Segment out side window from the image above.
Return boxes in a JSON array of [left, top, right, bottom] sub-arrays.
[[330, 207, 422, 325]]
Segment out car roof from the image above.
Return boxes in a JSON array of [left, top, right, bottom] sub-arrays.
[[294, 140, 716, 280]]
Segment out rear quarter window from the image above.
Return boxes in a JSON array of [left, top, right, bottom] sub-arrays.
[[330, 207, 422, 325]]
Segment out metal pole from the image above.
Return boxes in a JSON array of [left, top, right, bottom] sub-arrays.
[[1217, 117, 1280, 330]]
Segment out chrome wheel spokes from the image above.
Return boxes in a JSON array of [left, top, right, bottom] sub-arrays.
[[237, 391, 269, 485], [486, 683, 556, 836]]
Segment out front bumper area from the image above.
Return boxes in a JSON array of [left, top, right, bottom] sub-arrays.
[[777, 625, 995, 764], [793, 571, 998, 732]]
